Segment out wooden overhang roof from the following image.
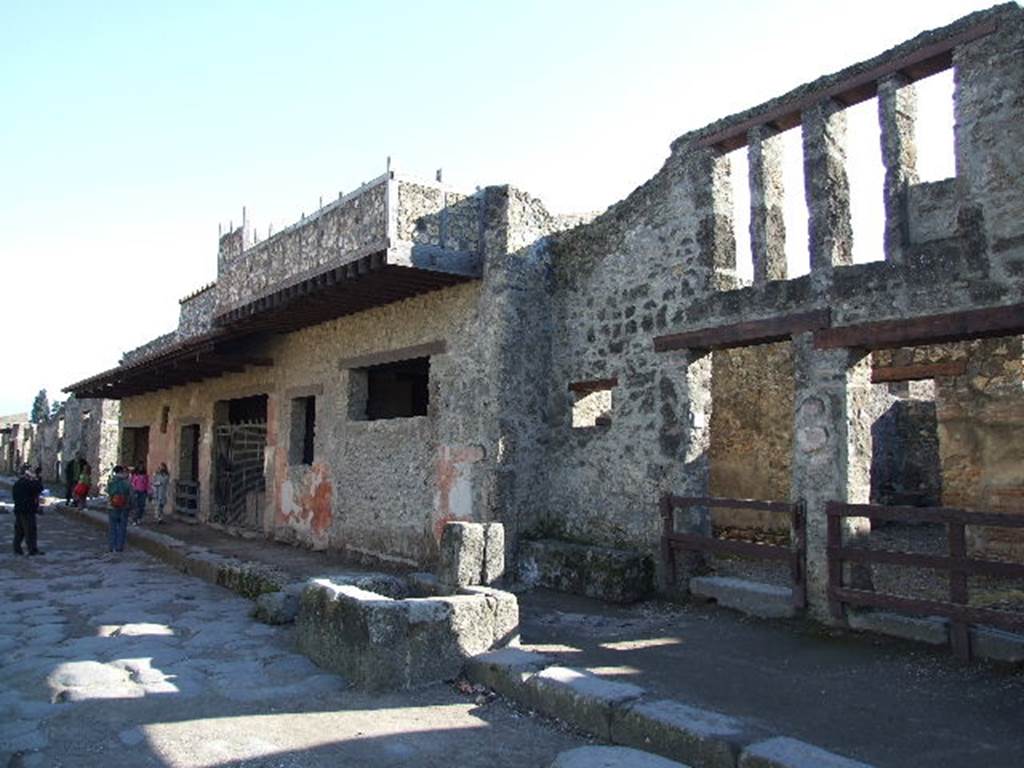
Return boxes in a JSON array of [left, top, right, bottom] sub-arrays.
[[65, 250, 476, 400]]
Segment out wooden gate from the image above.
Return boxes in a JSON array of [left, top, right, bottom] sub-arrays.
[[212, 422, 267, 529]]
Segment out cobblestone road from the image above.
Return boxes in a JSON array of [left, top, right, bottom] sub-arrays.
[[0, 510, 583, 767]]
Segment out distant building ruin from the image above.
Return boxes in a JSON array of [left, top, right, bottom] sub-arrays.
[[67, 5, 1023, 621]]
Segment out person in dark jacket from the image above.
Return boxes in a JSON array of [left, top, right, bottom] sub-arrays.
[[12, 465, 44, 556]]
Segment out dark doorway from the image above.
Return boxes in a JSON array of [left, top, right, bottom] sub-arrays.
[[213, 395, 268, 529], [176, 424, 201, 516]]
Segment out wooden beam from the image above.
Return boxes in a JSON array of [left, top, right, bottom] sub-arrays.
[[654, 309, 830, 353], [871, 360, 967, 383], [697, 19, 996, 151], [338, 340, 448, 370], [815, 303, 1024, 350], [568, 377, 618, 394]]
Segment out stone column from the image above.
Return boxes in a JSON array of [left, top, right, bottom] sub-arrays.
[[791, 333, 873, 619], [878, 74, 919, 264], [748, 125, 787, 285], [656, 350, 713, 591], [678, 146, 737, 293], [802, 99, 853, 290]]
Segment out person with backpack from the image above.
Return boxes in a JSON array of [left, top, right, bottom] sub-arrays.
[[129, 463, 150, 525], [106, 466, 131, 553]]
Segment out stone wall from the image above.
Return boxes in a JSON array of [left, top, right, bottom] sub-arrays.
[[215, 177, 389, 314], [178, 284, 217, 339]]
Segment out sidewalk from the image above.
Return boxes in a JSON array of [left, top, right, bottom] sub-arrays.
[[6, 480, 1021, 768]]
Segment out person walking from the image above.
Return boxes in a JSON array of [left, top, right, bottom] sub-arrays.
[[64, 453, 84, 506], [151, 462, 170, 524], [129, 463, 150, 525], [106, 466, 131, 553], [12, 465, 44, 556]]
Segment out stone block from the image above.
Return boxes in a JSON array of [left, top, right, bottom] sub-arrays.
[[465, 647, 551, 700], [739, 737, 875, 768], [970, 626, 1024, 663], [439, 522, 486, 588], [484, 522, 506, 584], [846, 611, 948, 646], [461, 585, 520, 646], [907, 179, 959, 245], [689, 577, 796, 619], [517, 539, 655, 604], [612, 698, 761, 768], [524, 666, 644, 740], [550, 745, 692, 768], [252, 582, 307, 625]]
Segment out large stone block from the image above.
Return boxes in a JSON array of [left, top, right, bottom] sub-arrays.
[[438, 521, 486, 588], [739, 737, 875, 768], [688, 577, 796, 620], [465, 647, 551, 700], [523, 666, 644, 740], [551, 746, 692, 768], [484, 522, 506, 584], [517, 539, 655, 604], [612, 699, 761, 768]]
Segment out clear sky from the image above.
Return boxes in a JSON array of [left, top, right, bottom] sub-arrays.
[[0, 0, 996, 415]]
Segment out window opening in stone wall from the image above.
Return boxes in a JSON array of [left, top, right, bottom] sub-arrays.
[[781, 128, 810, 277], [351, 357, 430, 421], [727, 146, 752, 284], [707, 342, 795, 556], [570, 380, 615, 429], [120, 426, 150, 469], [915, 69, 955, 183], [289, 396, 316, 465], [866, 335, 1024, 606], [846, 97, 886, 264], [160, 406, 170, 434]]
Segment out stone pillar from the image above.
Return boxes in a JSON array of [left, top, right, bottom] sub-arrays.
[[954, 7, 1024, 272], [878, 74, 919, 264], [657, 350, 713, 591], [802, 99, 853, 289], [791, 333, 873, 618], [678, 146, 737, 292], [748, 125, 787, 284]]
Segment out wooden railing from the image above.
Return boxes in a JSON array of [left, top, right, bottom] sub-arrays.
[[661, 495, 807, 609], [827, 502, 1024, 660]]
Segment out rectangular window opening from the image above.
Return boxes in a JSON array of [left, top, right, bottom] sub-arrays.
[[160, 406, 170, 434], [847, 97, 886, 264], [782, 127, 810, 278], [289, 396, 316, 465], [352, 357, 430, 421], [915, 69, 956, 183], [727, 146, 752, 285], [570, 379, 615, 429]]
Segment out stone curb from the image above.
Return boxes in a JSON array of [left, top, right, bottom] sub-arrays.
[[550, 745, 692, 768], [465, 649, 876, 768], [57, 504, 288, 600]]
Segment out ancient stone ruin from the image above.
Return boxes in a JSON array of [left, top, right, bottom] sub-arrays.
[[65, 5, 1023, 656]]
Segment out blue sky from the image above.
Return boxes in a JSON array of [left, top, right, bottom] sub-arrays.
[[0, 0, 993, 415]]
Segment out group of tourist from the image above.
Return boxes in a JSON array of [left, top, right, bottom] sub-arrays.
[[10, 459, 171, 556], [102, 462, 170, 552]]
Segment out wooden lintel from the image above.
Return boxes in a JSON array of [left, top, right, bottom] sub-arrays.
[[697, 19, 996, 151], [338, 340, 447, 370], [568, 377, 619, 394], [871, 360, 967, 383], [654, 309, 831, 353], [815, 303, 1024, 350]]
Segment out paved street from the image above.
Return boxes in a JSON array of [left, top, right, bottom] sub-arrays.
[[0, 510, 584, 767]]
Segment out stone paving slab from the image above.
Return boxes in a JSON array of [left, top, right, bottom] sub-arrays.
[[739, 737, 876, 768]]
